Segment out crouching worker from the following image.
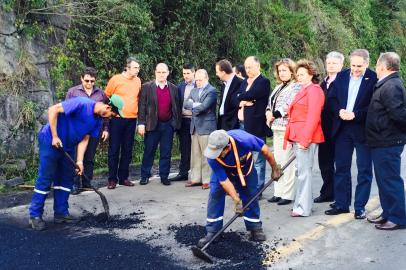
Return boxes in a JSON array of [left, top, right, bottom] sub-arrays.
[[198, 129, 281, 247], [28, 97, 119, 231]]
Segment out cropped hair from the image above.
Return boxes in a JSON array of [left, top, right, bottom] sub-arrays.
[[183, 63, 195, 71], [273, 58, 296, 83], [326, 51, 345, 64], [126, 56, 139, 68], [350, 49, 370, 63], [296, 59, 321, 84], [216, 59, 233, 74], [81, 67, 97, 78], [378, 52, 400, 71], [234, 64, 247, 78], [196, 69, 208, 79]]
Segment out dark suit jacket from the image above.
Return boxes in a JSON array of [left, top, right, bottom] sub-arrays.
[[184, 83, 217, 135], [217, 75, 242, 130], [138, 80, 181, 131], [320, 78, 334, 139], [178, 81, 196, 112], [328, 68, 378, 140], [237, 74, 271, 137]]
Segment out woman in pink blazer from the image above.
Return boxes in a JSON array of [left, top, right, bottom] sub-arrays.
[[284, 59, 325, 217]]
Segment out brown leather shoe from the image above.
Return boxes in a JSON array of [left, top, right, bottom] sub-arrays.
[[107, 181, 116, 189], [202, 183, 210, 189], [119, 180, 135, 187], [185, 181, 202, 187], [375, 221, 406, 230], [367, 215, 387, 224]]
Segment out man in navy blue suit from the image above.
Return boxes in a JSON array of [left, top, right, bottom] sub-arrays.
[[170, 64, 196, 182], [237, 56, 271, 192], [325, 49, 378, 219]]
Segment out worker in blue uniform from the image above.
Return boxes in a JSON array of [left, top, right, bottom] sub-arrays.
[[28, 96, 121, 231], [198, 129, 281, 247]]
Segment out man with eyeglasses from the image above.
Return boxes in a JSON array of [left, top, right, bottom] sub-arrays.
[[66, 67, 109, 194], [105, 57, 142, 189]]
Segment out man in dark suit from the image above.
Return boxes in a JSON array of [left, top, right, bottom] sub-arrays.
[[169, 64, 195, 182], [215, 59, 242, 131], [314, 51, 344, 203], [325, 49, 378, 219], [237, 56, 271, 191], [366, 52, 406, 230], [137, 63, 181, 186], [184, 69, 217, 189]]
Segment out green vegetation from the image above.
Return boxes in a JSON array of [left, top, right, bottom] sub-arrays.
[[2, 0, 406, 184]]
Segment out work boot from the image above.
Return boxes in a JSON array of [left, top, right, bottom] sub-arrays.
[[54, 214, 80, 224], [250, 229, 266, 242], [197, 232, 218, 248], [29, 217, 47, 231]]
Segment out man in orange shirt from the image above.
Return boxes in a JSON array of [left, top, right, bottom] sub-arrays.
[[105, 57, 142, 189]]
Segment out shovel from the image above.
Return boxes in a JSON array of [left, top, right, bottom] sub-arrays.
[[60, 148, 110, 220], [191, 155, 296, 263]]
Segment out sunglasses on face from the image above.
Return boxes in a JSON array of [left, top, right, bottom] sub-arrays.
[[84, 79, 95, 83]]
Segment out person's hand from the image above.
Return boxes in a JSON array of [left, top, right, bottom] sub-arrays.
[[137, 125, 145, 137], [339, 109, 355, 121], [265, 111, 275, 126], [271, 164, 282, 180], [298, 143, 308, 150], [76, 161, 84, 175], [52, 136, 62, 148], [101, 131, 109, 142], [234, 199, 243, 215], [345, 112, 355, 120], [244, 101, 255, 107]]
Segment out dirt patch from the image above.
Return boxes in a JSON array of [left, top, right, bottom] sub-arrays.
[[169, 224, 267, 270]]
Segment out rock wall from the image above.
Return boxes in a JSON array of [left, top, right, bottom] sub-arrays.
[[0, 4, 70, 175]]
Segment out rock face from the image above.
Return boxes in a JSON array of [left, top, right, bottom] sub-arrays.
[[0, 4, 70, 168]]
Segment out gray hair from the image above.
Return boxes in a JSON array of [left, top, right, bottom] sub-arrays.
[[195, 69, 209, 79], [156, 62, 169, 71], [246, 56, 260, 64], [378, 52, 401, 71], [350, 49, 370, 63], [326, 51, 345, 64], [126, 56, 139, 67]]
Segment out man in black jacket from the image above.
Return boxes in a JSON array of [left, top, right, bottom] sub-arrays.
[[366, 52, 406, 230], [215, 59, 242, 131]]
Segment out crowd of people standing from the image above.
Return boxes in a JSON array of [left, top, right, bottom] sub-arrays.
[[28, 49, 406, 232]]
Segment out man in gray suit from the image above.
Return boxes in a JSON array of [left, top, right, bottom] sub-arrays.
[[184, 69, 217, 189]]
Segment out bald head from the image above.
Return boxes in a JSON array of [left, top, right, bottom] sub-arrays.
[[244, 56, 261, 78], [155, 63, 169, 84]]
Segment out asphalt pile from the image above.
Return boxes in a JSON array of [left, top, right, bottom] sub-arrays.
[[169, 224, 267, 270], [0, 219, 187, 270], [76, 210, 145, 230]]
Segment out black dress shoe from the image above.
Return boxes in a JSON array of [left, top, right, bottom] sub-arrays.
[[277, 199, 292, 205], [71, 185, 81, 195], [329, 202, 336, 208], [314, 196, 334, 203], [325, 207, 350, 215], [161, 178, 171, 186], [375, 221, 406, 231], [367, 215, 387, 224], [354, 210, 366, 219], [119, 180, 135, 187], [267, 196, 281, 203], [140, 177, 149, 185], [169, 174, 188, 181]]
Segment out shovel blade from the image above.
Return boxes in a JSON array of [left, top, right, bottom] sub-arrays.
[[93, 188, 110, 220], [191, 246, 213, 263]]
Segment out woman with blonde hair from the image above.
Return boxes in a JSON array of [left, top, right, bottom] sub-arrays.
[[266, 58, 300, 205], [284, 59, 325, 217]]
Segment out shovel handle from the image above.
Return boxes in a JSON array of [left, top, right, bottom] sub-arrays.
[[200, 155, 296, 251]]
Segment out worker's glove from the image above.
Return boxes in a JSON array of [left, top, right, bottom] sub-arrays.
[[234, 199, 244, 216]]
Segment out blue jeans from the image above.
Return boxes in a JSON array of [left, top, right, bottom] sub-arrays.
[[141, 121, 174, 179], [334, 125, 372, 211], [206, 170, 262, 233], [29, 134, 75, 218], [371, 145, 406, 225]]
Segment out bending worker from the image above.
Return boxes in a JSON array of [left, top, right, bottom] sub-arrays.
[[28, 96, 120, 231], [198, 129, 281, 247]]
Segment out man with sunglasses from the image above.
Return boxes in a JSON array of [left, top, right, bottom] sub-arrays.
[[66, 67, 109, 194], [197, 129, 281, 247]]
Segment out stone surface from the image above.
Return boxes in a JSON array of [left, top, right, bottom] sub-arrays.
[[4, 176, 24, 188]]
